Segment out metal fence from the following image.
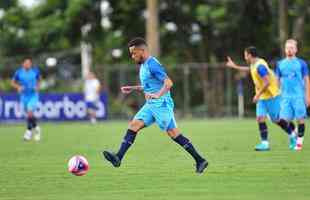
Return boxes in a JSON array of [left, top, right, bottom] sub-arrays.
[[1, 59, 256, 119], [97, 63, 255, 119]]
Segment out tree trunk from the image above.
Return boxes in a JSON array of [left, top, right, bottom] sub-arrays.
[[146, 0, 160, 57], [279, 0, 288, 56], [292, 1, 309, 43]]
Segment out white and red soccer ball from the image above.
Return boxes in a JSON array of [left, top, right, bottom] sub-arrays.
[[68, 155, 89, 176]]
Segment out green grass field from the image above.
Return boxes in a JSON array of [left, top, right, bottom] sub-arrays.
[[0, 119, 309, 200]]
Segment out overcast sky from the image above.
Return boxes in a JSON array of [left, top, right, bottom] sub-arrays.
[[19, 0, 42, 8]]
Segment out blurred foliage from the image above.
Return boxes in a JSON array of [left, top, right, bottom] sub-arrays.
[[1, 0, 309, 63], [1, 0, 310, 117]]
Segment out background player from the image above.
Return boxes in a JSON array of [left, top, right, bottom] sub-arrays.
[[102, 38, 208, 173], [276, 39, 310, 150], [11, 58, 41, 141], [84, 71, 101, 124], [226, 46, 296, 151]]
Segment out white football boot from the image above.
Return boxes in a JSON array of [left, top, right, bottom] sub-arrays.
[[295, 137, 304, 151], [23, 130, 32, 141], [33, 126, 41, 141], [91, 117, 97, 124]]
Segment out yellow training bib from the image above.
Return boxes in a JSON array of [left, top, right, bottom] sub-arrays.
[[250, 58, 280, 100]]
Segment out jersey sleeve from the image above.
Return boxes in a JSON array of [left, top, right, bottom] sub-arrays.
[[275, 62, 281, 78], [148, 58, 168, 81], [299, 59, 309, 77], [12, 70, 20, 82], [34, 67, 41, 80], [257, 64, 268, 78]]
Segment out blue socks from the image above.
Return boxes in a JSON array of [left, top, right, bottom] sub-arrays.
[[298, 124, 305, 137], [277, 119, 293, 136], [116, 129, 137, 160], [258, 122, 268, 141], [27, 116, 37, 130], [173, 134, 204, 163], [27, 117, 33, 130]]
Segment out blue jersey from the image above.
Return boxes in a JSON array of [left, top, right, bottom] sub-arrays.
[[139, 57, 173, 106], [275, 57, 309, 98], [12, 67, 40, 96]]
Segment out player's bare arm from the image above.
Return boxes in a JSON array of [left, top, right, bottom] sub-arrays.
[[304, 75, 310, 107], [145, 77, 173, 99], [96, 81, 101, 95], [11, 80, 22, 92], [226, 56, 250, 72], [120, 85, 143, 94], [253, 76, 270, 103]]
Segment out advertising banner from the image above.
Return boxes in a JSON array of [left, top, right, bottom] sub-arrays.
[[0, 93, 107, 121]]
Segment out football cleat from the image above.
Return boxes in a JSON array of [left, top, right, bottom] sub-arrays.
[[255, 142, 270, 151], [34, 126, 41, 141], [196, 159, 208, 174], [289, 136, 296, 150], [23, 130, 32, 141], [294, 143, 303, 151], [102, 151, 121, 167]]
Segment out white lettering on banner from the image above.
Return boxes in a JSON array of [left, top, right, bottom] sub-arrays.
[[0, 96, 106, 120], [0, 99, 2, 117], [76, 101, 87, 118], [63, 96, 75, 118]]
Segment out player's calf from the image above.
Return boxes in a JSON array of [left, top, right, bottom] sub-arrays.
[[170, 131, 208, 173], [24, 116, 33, 141], [295, 123, 305, 151], [102, 129, 138, 167], [255, 122, 270, 151], [276, 119, 296, 150]]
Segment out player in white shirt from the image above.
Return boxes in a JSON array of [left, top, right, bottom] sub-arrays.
[[84, 72, 101, 124]]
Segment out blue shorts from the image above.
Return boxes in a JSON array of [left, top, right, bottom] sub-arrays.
[[86, 101, 98, 110], [256, 95, 280, 121], [133, 102, 177, 131], [280, 97, 307, 120], [21, 94, 39, 112]]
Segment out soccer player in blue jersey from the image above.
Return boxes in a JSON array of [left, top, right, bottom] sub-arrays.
[[11, 58, 41, 141], [276, 39, 310, 151], [103, 38, 208, 173], [226, 46, 297, 151]]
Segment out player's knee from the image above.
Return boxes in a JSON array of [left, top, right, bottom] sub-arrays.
[[27, 112, 33, 118], [256, 116, 266, 123], [128, 120, 144, 132], [297, 119, 305, 124], [167, 128, 180, 138]]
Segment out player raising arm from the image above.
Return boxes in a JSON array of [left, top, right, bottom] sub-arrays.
[[226, 47, 296, 151]]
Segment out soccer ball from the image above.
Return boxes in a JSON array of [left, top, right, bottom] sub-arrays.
[[68, 155, 89, 176]]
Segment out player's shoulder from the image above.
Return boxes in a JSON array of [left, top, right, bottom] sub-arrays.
[[13, 67, 23, 79], [146, 57, 162, 67], [32, 66, 40, 72], [258, 57, 267, 63], [275, 58, 287, 67], [15, 67, 23, 74], [296, 57, 308, 66]]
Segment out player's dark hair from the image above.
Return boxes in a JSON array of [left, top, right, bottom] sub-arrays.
[[23, 56, 33, 62], [128, 37, 147, 48], [245, 46, 258, 57]]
